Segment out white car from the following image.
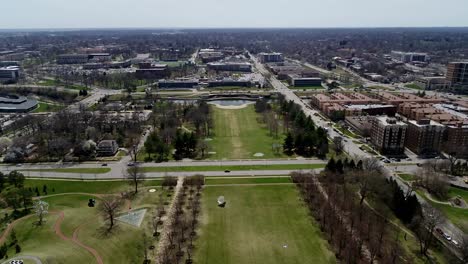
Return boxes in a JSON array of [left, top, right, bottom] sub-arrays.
[[452, 240, 459, 247], [443, 233, 452, 241]]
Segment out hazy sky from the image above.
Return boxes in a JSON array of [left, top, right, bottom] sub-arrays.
[[1, 0, 468, 29]]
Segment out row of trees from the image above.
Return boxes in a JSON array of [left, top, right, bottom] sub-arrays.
[[292, 171, 406, 263], [158, 176, 204, 264]]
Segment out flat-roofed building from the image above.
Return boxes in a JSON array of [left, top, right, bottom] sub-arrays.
[[344, 104, 397, 116], [97, 140, 119, 156], [446, 62, 468, 91], [415, 77, 450, 90], [345, 116, 373, 137], [370, 116, 407, 155], [376, 91, 443, 106], [258, 52, 283, 63], [0, 94, 38, 113], [136, 64, 169, 80], [287, 74, 322, 87], [57, 54, 89, 64], [405, 119, 445, 156], [391, 51, 428, 63], [158, 79, 199, 89], [207, 62, 252, 72], [0, 66, 20, 83]]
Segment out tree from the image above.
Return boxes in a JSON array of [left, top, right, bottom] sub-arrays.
[[99, 196, 123, 231], [33, 199, 49, 225], [126, 165, 145, 194], [412, 205, 444, 256], [283, 132, 294, 155], [333, 136, 344, 153], [8, 171, 25, 188], [9, 229, 17, 245], [15, 244, 21, 253]]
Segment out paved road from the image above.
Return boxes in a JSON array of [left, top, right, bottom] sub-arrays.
[[8, 169, 324, 180]]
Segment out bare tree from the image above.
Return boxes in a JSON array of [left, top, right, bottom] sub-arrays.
[[412, 205, 444, 256], [33, 199, 49, 225], [99, 196, 123, 231], [333, 136, 344, 153], [126, 165, 146, 194]]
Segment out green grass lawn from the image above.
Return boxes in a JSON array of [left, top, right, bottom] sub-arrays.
[[447, 186, 468, 202], [205, 176, 292, 185], [4, 187, 171, 263], [209, 105, 286, 159], [194, 185, 336, 264], [360, 144, 378, 155], [140, 163, 325, 173], [24, 179, 163, 195], [32, 102, 65, 113], [405, 83, 423, 90], [38, 79, 88, 90], [333, 124, 358, 139], [398, 173, 415, 181], [21, 168, 111, 174]]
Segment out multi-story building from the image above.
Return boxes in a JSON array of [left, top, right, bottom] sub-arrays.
[[287, 74, 322, 87], [391, 51, 428, 63], [446, 62, 468, 90], [97, 140, 119, 156], [414, 77, 450, 90], [207, 62, 252, 72], [405, 119, 445, 156], [158, 79, 199, 89], [370, 116, 407, 155], [57, 54, 89, 64], [376, 91, 443, 106], [0, 66, 20, 83], [258, 52, 283, 63]]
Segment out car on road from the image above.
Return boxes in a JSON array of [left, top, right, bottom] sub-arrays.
[[128, 162, 135, 167], [443, 233, 452, 241], [16, 163, 23, 167], [102, 163, 108, 166], [224, 170, 231, 173], [435, 227, 443, 235], [452, 240, 459, 247]]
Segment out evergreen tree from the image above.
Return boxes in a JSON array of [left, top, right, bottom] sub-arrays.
[[326, 157, 336, 173], [283, 132, 294, 155], [336, 159, 344, 174]]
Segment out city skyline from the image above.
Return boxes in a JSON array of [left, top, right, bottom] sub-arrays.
[[1, 0, 468, 29]]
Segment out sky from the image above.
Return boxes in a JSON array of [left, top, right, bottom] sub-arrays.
[[1, 0, 468, 29]]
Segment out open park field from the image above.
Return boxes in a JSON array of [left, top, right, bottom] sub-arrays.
[[194, 183, 336, 264], [0, 179, 171, 263], [209, 105, 286, 160]]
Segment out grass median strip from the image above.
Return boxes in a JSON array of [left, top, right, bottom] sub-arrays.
[[140, 163, 325, 173], [205, 176, 292, 185], [24, 179, 162, 195], [21, 168, 111, 174]]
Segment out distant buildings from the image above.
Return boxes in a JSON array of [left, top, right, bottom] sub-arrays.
[[57, 53, 111, 64], [370, 117, 407, 155], [0, 66, 20, 83], [376, 91, 443, 106], [207, 62, 252, 72], [258, 52, 283, 63], [97, 140, 119, 156], [0, 95, 38, 113], [136, 64, 170, 80], [158, 79, 199, 89], [446, 62, 468, 91], [391, 51, 428, 63]]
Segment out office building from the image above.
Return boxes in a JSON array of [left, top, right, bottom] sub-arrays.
[[0, 66, 20, 83], [446, 62, 468, 89], [258, 52, 283, 63], [207, 62, 252, 72], [57, 54, 89, 64], [158, 79, 199, 89], [0, 95, 38, 113], [405, 119, 445, 156], [287, 74, 322, 87], [97, 140, 119, 156], [414, 77, 450, 90], [370, 116, 407, 155], [391, 51, 428, 63]]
